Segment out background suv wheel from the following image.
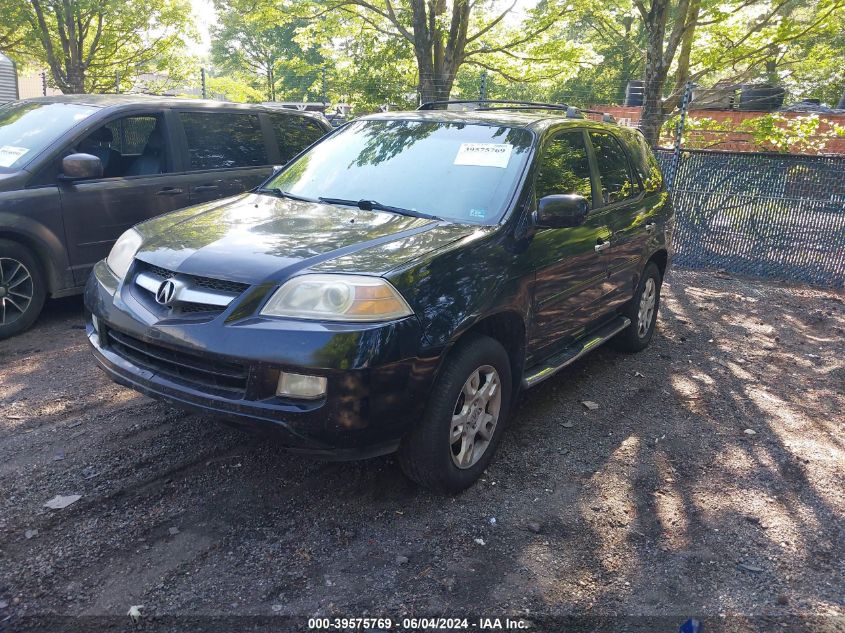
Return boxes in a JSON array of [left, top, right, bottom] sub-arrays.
[[0, 240, 47, 340], [398, 334, 512, 492]]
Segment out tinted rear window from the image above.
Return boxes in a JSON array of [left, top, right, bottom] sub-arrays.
[[180, 112, 267, 170]]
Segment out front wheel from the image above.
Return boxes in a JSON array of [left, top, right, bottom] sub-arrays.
[[611, 261, 662, 353], [398, 334, 512, 492], [0, 240, 47, 340]]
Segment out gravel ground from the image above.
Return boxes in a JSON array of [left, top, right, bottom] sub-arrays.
[[0, 270, 843, 633]]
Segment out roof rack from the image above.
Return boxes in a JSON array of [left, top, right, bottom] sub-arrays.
[[581, 108, 617, 123], [417, 100, 616, 123]]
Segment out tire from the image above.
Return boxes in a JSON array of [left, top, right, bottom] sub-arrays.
[[0, 240, 47, 341], [610, 261, 662, 353], [398, 334, 512, 493]]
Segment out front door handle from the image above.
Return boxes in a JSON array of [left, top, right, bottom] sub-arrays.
[[156, 187, 183, 196], [594, 241, 611, 253], [193, 184, 219, 193]]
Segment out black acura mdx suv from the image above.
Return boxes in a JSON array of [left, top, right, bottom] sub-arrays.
[[85, 101, 673, 491], [0, 95, 329, 339]]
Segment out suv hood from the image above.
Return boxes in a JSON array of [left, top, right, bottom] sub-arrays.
[[134, 193, 478, 283]]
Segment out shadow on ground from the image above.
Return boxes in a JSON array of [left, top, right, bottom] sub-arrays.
[[0, 271, 842, 632]]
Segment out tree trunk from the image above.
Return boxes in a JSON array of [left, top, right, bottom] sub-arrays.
[[409, 0, 467, 105], [670, 0, 700, 99], [640, 43, 666, 146], [66, 64, 85, 93], [267, 66, 275, 101], [417, 71, 455, 104]]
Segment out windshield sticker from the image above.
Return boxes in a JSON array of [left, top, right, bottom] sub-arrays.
[[469, 208, 487, 220], [454, 143, 513, 169], [0, 145, 29, 168]]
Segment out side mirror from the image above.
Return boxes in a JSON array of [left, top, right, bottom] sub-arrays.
[[536, 194, 589, 228], [60, 153, 103, 181]]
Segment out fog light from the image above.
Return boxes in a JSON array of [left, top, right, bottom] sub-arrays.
[[276, 372, 327, 400]]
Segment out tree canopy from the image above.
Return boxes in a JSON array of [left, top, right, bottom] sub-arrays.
[[2, 0, 197, 94], [1, 0, 842, 144]]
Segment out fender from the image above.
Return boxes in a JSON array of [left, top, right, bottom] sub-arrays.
[[0, 211, 73, 296]]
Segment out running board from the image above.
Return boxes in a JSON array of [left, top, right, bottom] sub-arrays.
[[522, 316, 631, 389]]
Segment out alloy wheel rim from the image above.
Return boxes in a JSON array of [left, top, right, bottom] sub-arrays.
[[0, 258, 34, 326], [637, 277, 656, 337], [450, 364, 502, 469]]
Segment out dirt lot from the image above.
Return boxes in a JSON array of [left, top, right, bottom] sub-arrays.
[[0, 270, 843, 633]]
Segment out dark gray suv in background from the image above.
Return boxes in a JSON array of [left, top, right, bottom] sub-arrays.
[[0, 95, 330, 339]]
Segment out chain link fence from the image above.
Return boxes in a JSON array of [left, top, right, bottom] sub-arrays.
[[657, 149, 845, 288]]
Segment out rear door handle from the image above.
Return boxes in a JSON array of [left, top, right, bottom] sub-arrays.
[[193, 185, 219, 193], [156, 187, 183, 196], [594, 241, 611, 253]]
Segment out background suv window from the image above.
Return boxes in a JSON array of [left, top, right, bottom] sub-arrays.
[[76, 114, 167, 178], [535, 130, 593, 206], [589, 131, 640, 204], [105, 116, 157, 155], [180, 111, 267, 170], [271, 115, 326, 163]]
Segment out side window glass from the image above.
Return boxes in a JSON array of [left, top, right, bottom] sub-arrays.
[[76, 114, 167, 178], [272, 115, 326, 163], [180, 112, 267, 170], [631, 133, 663, 193], [535, 130, 593, 206], [589, 131, 639, 204]]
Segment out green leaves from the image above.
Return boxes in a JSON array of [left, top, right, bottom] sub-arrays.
[[8, 0, 197, 93], [662, 113, 845, 153]]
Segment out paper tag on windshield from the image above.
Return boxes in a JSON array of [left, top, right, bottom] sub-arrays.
[[454, 143, 513, 169], [0, 145, 29, 168]]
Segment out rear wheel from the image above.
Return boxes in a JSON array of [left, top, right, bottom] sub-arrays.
[[611, 261, 662, 353], [398, 334, 512, 492], [0, 240, 47, 340]]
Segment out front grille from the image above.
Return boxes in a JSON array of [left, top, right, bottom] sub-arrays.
[[191, 276, 251, 294], [132, 261, 251, 317], [137, 262, 250, 296], [143, 263, 175, 279], [106, 328, 248, 396], [180, 304, 220, 314]]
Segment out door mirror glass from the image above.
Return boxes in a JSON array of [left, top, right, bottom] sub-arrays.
[[61, 153, 103, 180], [536, 194, 589, 228]]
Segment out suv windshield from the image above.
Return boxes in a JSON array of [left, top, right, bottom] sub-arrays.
[[265, 119, 533, 225], [0, 101, 99, 172]]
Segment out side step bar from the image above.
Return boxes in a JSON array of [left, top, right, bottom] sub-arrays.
[[522, 316, 631, 389]]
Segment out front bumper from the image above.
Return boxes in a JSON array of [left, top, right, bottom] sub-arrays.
[[84, 261, 438, 458]]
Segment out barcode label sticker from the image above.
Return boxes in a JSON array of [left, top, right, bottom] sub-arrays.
[[454, 143, 513, 168], [0, 145, 29, 168]]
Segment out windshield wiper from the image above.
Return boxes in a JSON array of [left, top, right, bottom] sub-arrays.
[[256, 187, 318, 203], [318, 197, 443, 221]]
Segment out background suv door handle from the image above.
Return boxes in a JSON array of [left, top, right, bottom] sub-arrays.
[[594, 241, 611, 253], [193, 185, 219, 192], [156, 187, 184, 196]]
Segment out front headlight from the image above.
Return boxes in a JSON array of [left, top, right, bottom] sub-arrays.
[[260, 274, 413, 322], [106, 228, 143, 280]]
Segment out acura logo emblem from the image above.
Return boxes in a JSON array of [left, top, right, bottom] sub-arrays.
[[155, 279, 178, 306]]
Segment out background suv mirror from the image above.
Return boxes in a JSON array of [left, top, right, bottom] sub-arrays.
[[61, 153, 103, 181], [536, 194, 589, 228]]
